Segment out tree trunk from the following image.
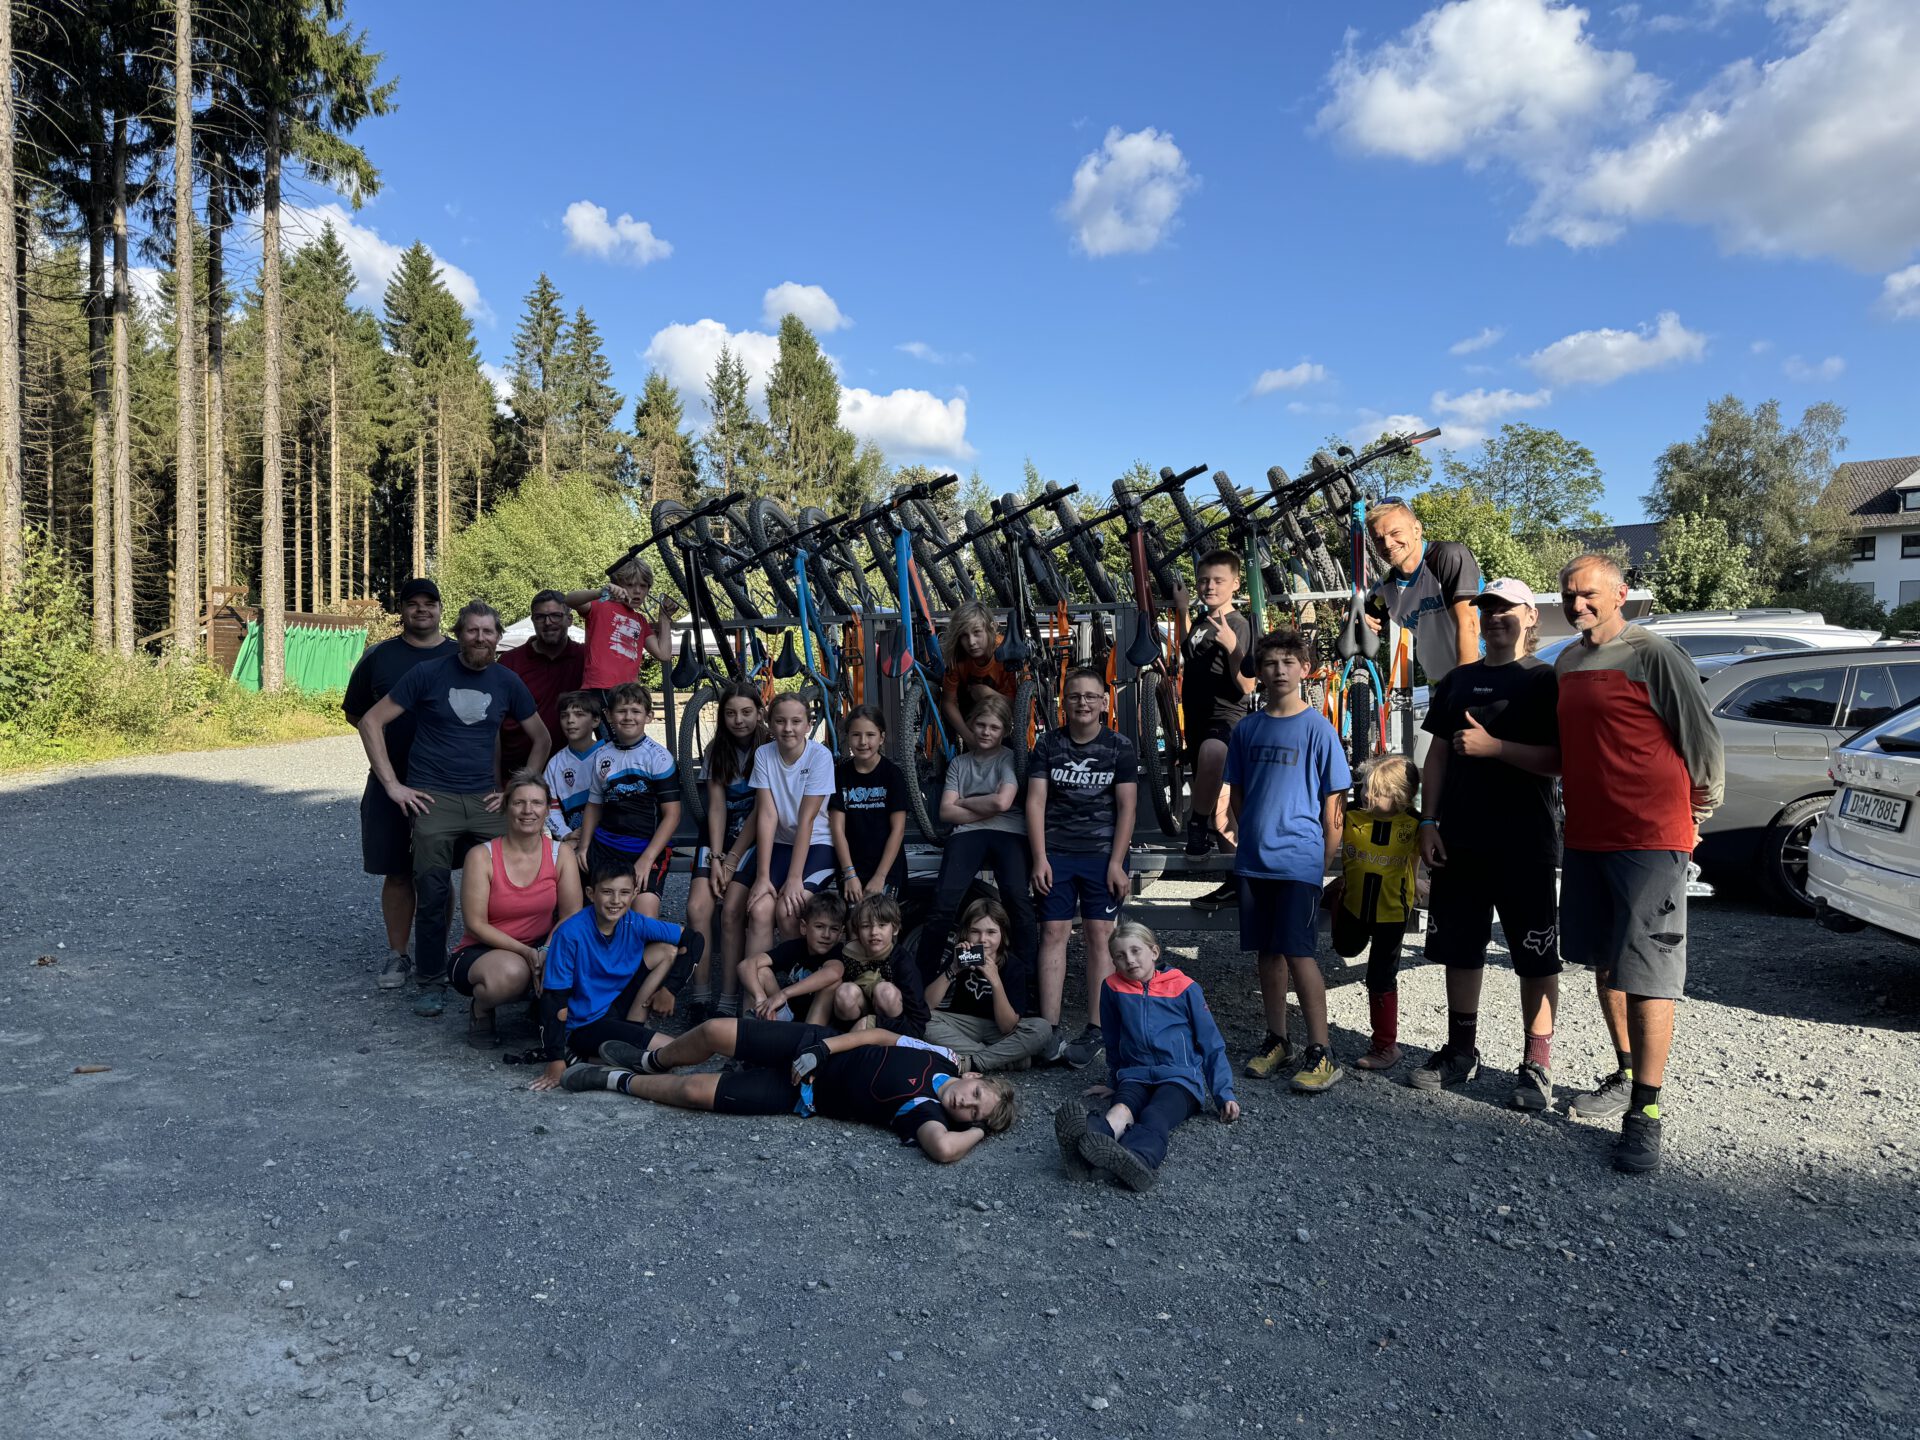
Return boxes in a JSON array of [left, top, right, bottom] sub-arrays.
[[204, 164, 228, 601], [539, 428, 548, 484], [0, 1, 22, 597], [111, 115, 134, 656], [328, 353, 340, 606], [435, 395, 448, 565], [411, 439, 425, 578], [260, 102, 286, 690], [309, 424, 321, 612], [171, 0, 199, 662], [360, 481, 369, 599], [292, 429, 304, 612]]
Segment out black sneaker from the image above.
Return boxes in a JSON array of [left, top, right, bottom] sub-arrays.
[[1193, 880, 1239, 910], [1078, 1129, 1157, 1192], [596, 1039, 655, 1071], [1040, 1025, 1069, 1066], [1406, 1046, 1479, 1091], [1063, 1025, 1105, 1070], [1510, 1060, 1552, 1112], [1614, 1111, 1663, 1174], [1568, 1069, 1633, 1120], [1053, 1103, 1094, 1180], [1184, 819, 1215, 859], [560, 1063, 620, 1093]]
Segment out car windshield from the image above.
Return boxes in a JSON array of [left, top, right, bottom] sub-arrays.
[[1845, 704, 1920, 754]]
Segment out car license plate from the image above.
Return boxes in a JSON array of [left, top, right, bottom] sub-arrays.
[[1841, 789, 1909, 831]]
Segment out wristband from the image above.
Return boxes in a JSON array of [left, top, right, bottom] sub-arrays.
[[1418, 819, 1439, 828], [841, 866, 858, 878]]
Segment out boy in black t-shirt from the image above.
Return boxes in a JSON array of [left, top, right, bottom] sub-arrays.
[[1179, 550, 1256, 862], [562, 1018, 1017, 1163], [740, 891, 848, 1024]]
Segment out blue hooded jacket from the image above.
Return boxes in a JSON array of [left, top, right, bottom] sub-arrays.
[[1099, 966, 1236, 1110]]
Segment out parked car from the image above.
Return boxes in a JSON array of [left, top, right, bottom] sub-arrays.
[[1695, 646, 1920, 909], [1807, 705, 1920, 944]]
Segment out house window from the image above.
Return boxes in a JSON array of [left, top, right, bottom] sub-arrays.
[[1903, 579, 1920, 608], [1904, 490, 1920, 512], [1904, 534, 1920, 559], [1849, 535, 1875, 561]]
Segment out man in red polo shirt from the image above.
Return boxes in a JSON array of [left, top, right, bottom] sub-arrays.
[[500, 590, 585, 775], [1555, 554, 1723, 1175]]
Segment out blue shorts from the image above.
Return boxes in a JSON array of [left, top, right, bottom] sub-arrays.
[[1238, 876, 1319, 956], [769, 842, 837, 892], [1038, 851, 1124, 924]]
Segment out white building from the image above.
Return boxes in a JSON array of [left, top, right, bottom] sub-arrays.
[[1817, 456, 1920, 610]]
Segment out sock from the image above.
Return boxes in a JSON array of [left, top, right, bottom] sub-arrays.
[[638, 1047, 669, 1075], [1446, 1010, 1478, 1055], [1629, 1080, 1661, 1118], [1615, 1048, 1634, 1077], [1368, 991, 1398, 1049], [1524, 1029, 1552, 1068], [606, 1069, 634, 1093]]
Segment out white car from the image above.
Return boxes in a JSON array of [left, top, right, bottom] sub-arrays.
[[1807, 704, 1920, 944]]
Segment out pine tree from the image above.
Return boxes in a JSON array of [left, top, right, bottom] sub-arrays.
[[551, 306, 622, 484], [508, 273, 564, 481], [632, 370, 694, 505], [700, 344, 766, 498], [0, 0, 20, 598], [764, 314, 853, 510]]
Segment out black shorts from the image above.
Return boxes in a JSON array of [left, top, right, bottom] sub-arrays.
[[1183, 710, 1243, 765], [449, 942, 491, 996], [1424, 849, 1561, 979], [1559, 849, 1689, 1000], [359, 773, 413, 877], [710, 1019, 832, 1116], [588, 839, 673, 896]]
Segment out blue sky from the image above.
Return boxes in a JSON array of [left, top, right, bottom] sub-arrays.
[[281, 0, 1917, 522]]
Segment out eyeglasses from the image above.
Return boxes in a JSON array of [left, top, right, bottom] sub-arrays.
[[1065, 694, 1104, 706]]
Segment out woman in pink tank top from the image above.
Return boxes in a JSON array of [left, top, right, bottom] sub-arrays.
[[450, 773, 585, 1046]]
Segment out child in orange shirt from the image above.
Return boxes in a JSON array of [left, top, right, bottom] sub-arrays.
[[940, 601, 1017, 750]]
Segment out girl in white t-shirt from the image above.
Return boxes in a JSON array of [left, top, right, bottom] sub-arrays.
[[746, 694, 838, 953]]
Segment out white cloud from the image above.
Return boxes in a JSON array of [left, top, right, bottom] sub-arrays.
[[1318, 0, 1652, 165], [1782, 354, 1845, 382], [479, 360, 512, 412], [761, 282, 850, 333], [897, 340, 971, 365], [562, 200, 673, 266], [1448, 325, 1505, 355], [271, 201, 492, 323], [1431, 386, 1551, 425], [128, 265, 164, 311], [643, 319, 781, 412], [1350, 411, 1445, 449], [1526, 310, 1705, 384], [1749, 338, 1774, 354], [1250, 361, 1329, 396], [840, 387, 974, 461], [1881, 264, 1920, 319], [1059, 125, 1198, 257]]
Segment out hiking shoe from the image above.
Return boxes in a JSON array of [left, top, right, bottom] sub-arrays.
[[596, 1039, 655, 1071], [560, 1063, 622, 1094], [465, 1007, 499, 1049], [1614, 1111, 1663, 1174], [412, 982, 448, 1018], [1184, 819, 1215, 859], [1064, 1025, 1105, 1070], [1041, 1025, 1070, 1066], [1290, 1044, 1343, 1093], [1244, 1032, 1292, 1079], [377, 950, 410, 990], [1053, 1103, 1094, 1180], [1511, 1060, 1553, 1112], [1078, 1129, 1157, 1192], [1193, 880, 1239, 910], [1568, 1068, 1633, 1120], [1353, 1042, 1403, 1072], [1406, 1046, 1479, 1092]]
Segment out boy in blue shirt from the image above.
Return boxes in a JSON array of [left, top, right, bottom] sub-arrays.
[[1227, 629, 1351, 1093], [530, 858, 703, 1092], [542, 690, 605, 840]]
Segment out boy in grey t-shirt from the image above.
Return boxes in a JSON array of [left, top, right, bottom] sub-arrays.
[[943, 747, 1025, 834]]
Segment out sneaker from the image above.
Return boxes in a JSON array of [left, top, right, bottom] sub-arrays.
[[1053, 1103, 1094, 1180], [1406, 1046, 1479, 1092], [1568, 1068, 1633, 1120], [560, 1063, 620, 1094], [1614, 1111, 1663, 1174], [377, 950, 410, 990], [1193, 880, 1239, 910], [1353, 1043, 1403, 1072], [1041, 1025, 1070, 1066], [412, 982, 448, 1018], [1184, 819, 1215, 859], [596, 1039, 655, 1071], [1064, 1025, 1105, 1070], [1290, 1044, 1343, 1093], [1077, 1129, 1158, 1192], [1511, 1060, 1553, 1112], [1244, 1032, 1292, 1079], [465, 1007, 499, 1050]]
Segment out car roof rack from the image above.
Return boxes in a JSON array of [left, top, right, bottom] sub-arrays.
[[1645, 607, 1823, 625]]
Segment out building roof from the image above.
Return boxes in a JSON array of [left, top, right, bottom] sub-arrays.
[[1817, 456, 1920, 532], [1570, 521, 1664, 568]]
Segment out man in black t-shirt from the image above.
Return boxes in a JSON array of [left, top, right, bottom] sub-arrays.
[[342, 577, 457, 989], [1178, 550, 1256, 861], [560, 1018, 1017, 1162], [1413, 579, 1564, 1111]]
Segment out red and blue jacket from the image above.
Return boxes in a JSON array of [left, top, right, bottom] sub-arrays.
[[1099, 966, 1236, 1111]]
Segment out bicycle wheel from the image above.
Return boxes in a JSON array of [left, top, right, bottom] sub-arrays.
[[650, 500, 693, 601], [1349, 672, 1374, 768], [907, 498, 976, 603], [1166, 483, 1208, 551], [1011, 676, 1055, 779], [965, 508, 1015, 608], [674, 683, 721, 833], [861, 503, 902, 606], [894, 678, 952, 844], [1136, 669, 1188, 838], [1049, 485, 1119, 605], [797, 506, 857, 618], [746, 498, 803, 615]]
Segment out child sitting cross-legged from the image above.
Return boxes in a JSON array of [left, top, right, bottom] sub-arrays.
[[1053, 920, 1238, 1192], [832, 893, 907, 1031], [921, 897, 1053, 1073], [739, 891, 848, 1025]]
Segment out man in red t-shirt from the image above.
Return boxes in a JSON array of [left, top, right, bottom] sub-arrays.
[[565, 555, 677, 700], [1554, 554, 1723, 1176], [500, 589, 586, 775]]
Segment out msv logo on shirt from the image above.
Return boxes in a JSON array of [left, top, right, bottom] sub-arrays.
[[845, 784, 890, 809]]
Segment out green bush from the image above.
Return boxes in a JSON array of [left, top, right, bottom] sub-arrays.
[[1883, 600, 1920, 639], [434, 471, 647, 623]]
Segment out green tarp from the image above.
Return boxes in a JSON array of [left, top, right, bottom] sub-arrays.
[[231, 621, 367, 693]]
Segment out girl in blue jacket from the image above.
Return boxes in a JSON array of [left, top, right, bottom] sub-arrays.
[[1053, 920, 1239, 1191]]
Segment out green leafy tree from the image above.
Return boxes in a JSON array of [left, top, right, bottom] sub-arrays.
[[1774, 577, 1886, 634], [1408, 485, 1546, 592], [1441, 423, 1605, 543], [434, 472, 642, 623], [1645, 512, 1757, 612], [507, 273, 565, 481], [632, 369, 694, 505], [764, 315, 853, 509], [1645, 396, 1847, 598], [1882, 599, 1920, 639]]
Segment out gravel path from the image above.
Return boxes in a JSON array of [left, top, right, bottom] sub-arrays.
[[3, 737, 1917, 1438]]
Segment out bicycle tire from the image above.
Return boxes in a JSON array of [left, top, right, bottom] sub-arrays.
[[650, 500, 694, 601], [674, 683, 721, 833], [746, 498, 805, 614], [1136, 669, 1188, 838], [1012, 676, 1055, 779], [965, 508, 1015, 608], [1166, 483, 1209, 551], [797, 506, 857, 619], [907, 498, 977, 603], [894, 679, 952, 844], [861, 503, 902, 606], [1349, 672, 1374, 768], [899, 501, 963, 610], [1049, 485, 1120, 605]]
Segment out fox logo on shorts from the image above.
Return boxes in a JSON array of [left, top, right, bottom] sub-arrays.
[[1521, 925, 1558, 955]]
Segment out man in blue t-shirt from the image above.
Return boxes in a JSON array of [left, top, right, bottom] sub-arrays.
[[358, 601, 549, 1016], [1227, 628, 1350, 1095]]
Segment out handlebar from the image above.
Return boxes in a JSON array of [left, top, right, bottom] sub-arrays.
[[618, 490, 746, 574], [1156, 463, 1208, 487], [871, 472, 960, 518]]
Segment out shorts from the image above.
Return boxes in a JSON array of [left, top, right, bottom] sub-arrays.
[[1559, 849, 1690, 1000], [709, 1019, 832, 1116], [1238, 875, 1320, 957], [1184, 712, 1242, 766], [359, 773, 413, 877], [768, 842, 836, 893], [849, 969, 892, 999], [588, 838, 673, 896], [1424, 850, 1562, 979], [411, 791, 508, 874], [449, 942, 491, 996], [1038, 851, 1125, 924]]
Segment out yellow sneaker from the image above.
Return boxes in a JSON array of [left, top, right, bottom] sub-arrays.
[[1290, 1044, 1343, 1093], [1243, 1032, 1292, 1079]]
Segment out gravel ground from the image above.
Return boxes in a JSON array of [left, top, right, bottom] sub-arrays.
[[3, 735, 1918, 1439]]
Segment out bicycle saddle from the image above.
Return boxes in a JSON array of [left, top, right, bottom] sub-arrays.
[[773, 632, 802, 679], [669, 631, 700, 690], [1124, 612, 1160, 669], [996, 629, 1032, 668]]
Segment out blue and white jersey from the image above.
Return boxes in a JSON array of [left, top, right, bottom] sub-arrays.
[[588, 735, 683, 852], [543, 741, 605, 839]]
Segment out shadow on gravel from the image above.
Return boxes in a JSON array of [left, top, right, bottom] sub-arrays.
[[1683, 898, 1920, 1033]]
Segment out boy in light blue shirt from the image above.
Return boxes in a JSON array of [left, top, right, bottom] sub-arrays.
[[541, 690, 605, 839]]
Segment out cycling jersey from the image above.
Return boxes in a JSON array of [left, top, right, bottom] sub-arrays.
[[588, 735, 683, 852]]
